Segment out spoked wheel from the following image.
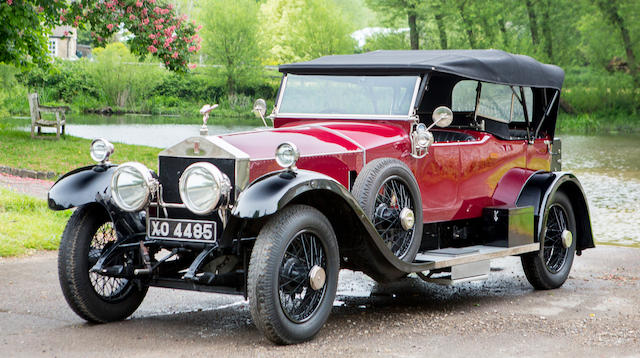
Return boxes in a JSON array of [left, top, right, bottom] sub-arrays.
[[248, 205, 339, 344], [58, 204, 148, 323], [373, 177, 417, 258], [87, 222, 133, 302], [279, 231, 327, 323], [352, 158, 423, 262], [522, 191, 577, 290]]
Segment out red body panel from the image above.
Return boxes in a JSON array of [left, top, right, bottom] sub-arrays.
[[219, 117, 551, 223]]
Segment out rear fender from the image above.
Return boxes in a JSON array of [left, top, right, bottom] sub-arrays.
[[48, 164, 145, 237], [516, 171, 594, 253]]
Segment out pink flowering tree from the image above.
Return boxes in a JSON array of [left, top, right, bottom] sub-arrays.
[[0, 0, 200, 72]]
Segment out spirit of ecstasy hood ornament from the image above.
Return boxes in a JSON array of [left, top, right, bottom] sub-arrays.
[[199, 104, 218, 136]]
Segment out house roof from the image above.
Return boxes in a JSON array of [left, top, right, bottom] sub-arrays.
[[279, 50, 564, 90]]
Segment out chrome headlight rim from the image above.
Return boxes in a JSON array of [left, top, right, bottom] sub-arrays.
[[179, 162, 231, 215], [90, 138, 115, 163], [275, 142, 300, 169], [110, 162, 155, 212]]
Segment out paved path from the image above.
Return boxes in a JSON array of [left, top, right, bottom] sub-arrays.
[[1, 247, 639, 357], [0, 173, 52, 201]]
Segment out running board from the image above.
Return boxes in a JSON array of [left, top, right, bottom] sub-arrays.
[[412, 243, 540, 271]]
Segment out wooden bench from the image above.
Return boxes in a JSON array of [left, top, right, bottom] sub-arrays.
[[28, 93, 70, 139]]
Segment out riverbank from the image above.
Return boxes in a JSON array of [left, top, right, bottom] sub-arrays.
[[0, 129, 159, 176]]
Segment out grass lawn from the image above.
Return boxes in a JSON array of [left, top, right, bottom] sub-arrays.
[[0, 188, 72, 256], [0, 129, 159, 175]]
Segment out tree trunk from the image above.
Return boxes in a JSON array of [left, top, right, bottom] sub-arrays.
[[434, 12, 448, 49], [597, 1, 638, 84], [540, 0, 553, 61], [408, 11, 419, 50], [498, 17, 509, 48], [525, 0, 539, 46], [457, 1, 477, 49]]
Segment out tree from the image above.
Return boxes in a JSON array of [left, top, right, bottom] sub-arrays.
[[596, 0, 638, 84], [0, 0, 200, 72], [198, 0, 261, 95], [365, 0, 422, 50], [260, 0, 355, 64]]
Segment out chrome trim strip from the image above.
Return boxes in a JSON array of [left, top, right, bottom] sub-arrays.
[[276, 113, 410, 120], [431, 135, 490, 147], [314, 125, 367, 165], [205, 135, 250, 160], [150, 202, 186, 209], [205, 135, 251, 195]]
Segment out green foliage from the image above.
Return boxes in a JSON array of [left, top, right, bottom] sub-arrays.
[[0, 188, 72, 257], [0, 0, 200, 72], [260, 0, 356, 64], [91, 43, 165, 108], [198, 0, 262, 95], [362, 30, 410, 52]]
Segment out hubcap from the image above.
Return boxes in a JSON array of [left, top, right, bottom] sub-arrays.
[[399, 207, 415, 231], [309, 265, 326, 291], [561, 229, 573, 249]]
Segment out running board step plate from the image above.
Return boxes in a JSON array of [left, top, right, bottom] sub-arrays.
[[413, 243, 539, 270]]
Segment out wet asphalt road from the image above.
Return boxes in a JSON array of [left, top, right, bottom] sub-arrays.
[[1, 246, 639, 357]]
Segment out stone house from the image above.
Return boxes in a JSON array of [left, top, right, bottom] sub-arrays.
[[49, 25, 78, 59]]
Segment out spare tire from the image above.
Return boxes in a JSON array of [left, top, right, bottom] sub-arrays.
[[351, 158, 423, 262]]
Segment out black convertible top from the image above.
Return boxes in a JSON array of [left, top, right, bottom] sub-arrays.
[[279, 50, 564, 90]]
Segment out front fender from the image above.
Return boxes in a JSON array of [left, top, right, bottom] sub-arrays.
[[230, 169, 445, 280], [48, 164, 117, 210], [232, 170, 356, 219]]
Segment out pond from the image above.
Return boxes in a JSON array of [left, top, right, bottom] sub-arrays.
[[10, 114, 640, 247]]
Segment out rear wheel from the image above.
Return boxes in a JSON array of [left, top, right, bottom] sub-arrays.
[[352, 158, 423, 262], [521, 191, 577, 289], [248, 205, 339, 344], [58, 204, 147, 322]]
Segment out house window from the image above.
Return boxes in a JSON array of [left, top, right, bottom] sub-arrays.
[[48, 39, 57, 57]]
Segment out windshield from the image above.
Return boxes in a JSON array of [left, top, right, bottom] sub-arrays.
[[278, 75, 420, 117]]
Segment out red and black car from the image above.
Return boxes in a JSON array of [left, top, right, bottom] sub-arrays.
[[49, 50, 594, 344]]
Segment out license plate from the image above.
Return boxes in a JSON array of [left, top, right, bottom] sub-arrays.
[[148, 217, 217, 242]]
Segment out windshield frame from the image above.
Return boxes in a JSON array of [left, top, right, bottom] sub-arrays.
[[274, 74, 423, 120]]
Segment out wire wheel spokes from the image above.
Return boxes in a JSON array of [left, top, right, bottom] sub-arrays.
[[543, 204, 570, 273], [278, 231, 327, 323], [373, 177, 415, 258], [88, 222, 131, 301]]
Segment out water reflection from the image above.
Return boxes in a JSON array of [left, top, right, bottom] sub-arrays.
[[561, 134, 640, 247]]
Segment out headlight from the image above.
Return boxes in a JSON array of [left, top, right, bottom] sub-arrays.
[[90, 138, 114, 163], [275, 142, 299, 169], [179, 162, 231, 215], [111, 162, 155, 212]]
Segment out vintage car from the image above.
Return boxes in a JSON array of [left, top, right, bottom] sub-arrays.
[[49, 50, 594, 344]]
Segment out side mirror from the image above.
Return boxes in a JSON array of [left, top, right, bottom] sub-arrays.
[[253, 99, 268, 127], [431, 106, 453, 128]]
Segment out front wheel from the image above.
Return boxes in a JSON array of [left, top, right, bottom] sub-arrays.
[[521, 191, 577, 290], [58, 204, 148, 322], [248, 205, 339, 344]]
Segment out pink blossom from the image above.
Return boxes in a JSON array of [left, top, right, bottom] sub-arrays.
[[188, 63, 197, 69], [129, 14, 136, 20], [172, 52, 178, 59], [196, 25, 202, 32], [60, 15, 66, 22], [188, 46, 196, 52], [106, 23, 114, 31], [63, 31, 69, 36], [136, 0, 143, 7], [142, 18, 149, 25], [7, 0, 13, 5], [149, 34, 155, 39], [147, 45, 158, 53]]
